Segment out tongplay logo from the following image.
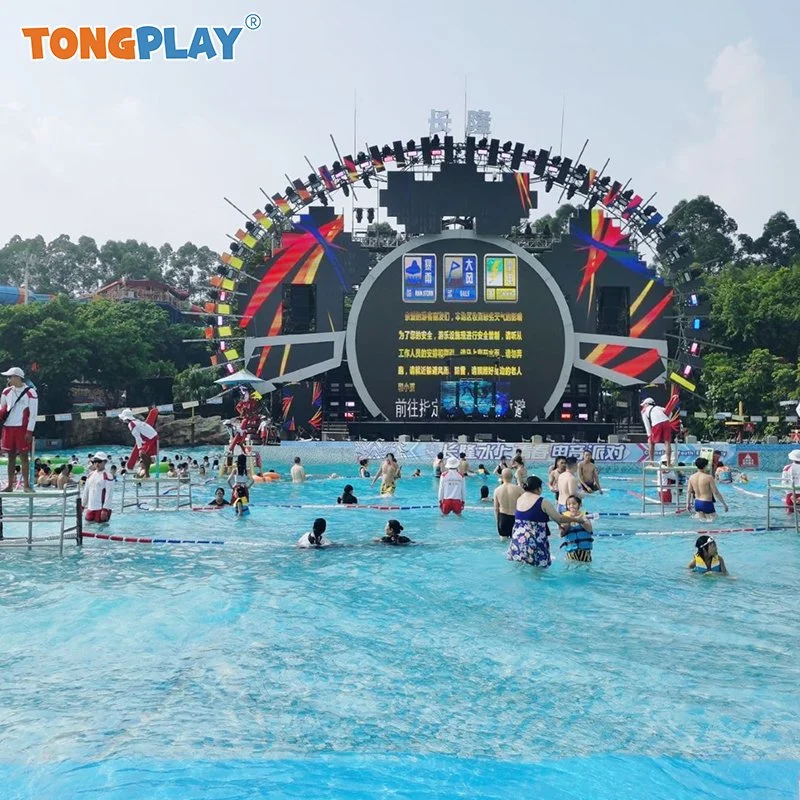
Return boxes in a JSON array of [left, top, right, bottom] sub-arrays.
[[21, 23, 252, 61]]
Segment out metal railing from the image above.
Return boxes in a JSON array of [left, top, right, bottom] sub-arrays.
[[766, 478, 800, 533], [0, 489, 83, 554], [120, 473, 193, 512]]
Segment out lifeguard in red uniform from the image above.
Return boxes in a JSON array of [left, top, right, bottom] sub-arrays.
[[0, 366, 38, 493], [119, 408, 159, 477]]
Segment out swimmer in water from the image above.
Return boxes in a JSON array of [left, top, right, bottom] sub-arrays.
[[298, 517, 331, 548], [479, 485, 491, 503], [231, 484, 250, 516], [377, 518, 412, 545], [559, 495, 594, 563], [687, 457, 728, 522], [338, 484, 358, 505], [208, 487, 231, 508], [688, 534, 728, 575], [358, 458, 370, 479], [371, 454, 399, 495]]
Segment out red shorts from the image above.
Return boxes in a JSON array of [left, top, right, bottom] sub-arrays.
[[1, 426, 31, 454], [650, 421, 673, 444], [440, 498, 464, 515], [140, 437, 158, 457], [85, 508, 112, 523]]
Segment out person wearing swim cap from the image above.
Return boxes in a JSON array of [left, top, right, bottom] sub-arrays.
[[688, 534, 728, 575], [378, 519, 412, 545], [640, 397, 673, 466]]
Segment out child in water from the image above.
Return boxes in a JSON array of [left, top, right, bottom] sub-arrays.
[[231, 484, 250, 516], [559, 495, 594, 563], [688, 534, 728, 575]]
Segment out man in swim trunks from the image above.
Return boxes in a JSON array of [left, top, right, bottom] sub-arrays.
[[548, 457, 567, 500], [557, 457, 582, 512], [493, 467, 522, 537], [640, 397, 673, 466], [290, 456, 306, 483], [687, 457, 728, 521], [578, 450, 602, 493], [371, 454, 399, 495]]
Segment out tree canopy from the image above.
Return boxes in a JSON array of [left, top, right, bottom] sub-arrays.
[[0, 234, 216, 301]]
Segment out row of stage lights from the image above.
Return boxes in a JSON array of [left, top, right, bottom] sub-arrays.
[[203, 134, 701, 388]]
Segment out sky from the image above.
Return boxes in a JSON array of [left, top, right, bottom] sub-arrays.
[[1, 0, 799, 252]]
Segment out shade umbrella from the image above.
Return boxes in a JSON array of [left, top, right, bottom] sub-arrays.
[[214, 368, 274, 394]]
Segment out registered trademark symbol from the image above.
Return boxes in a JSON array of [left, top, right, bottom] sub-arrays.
[[245, 13, 261, 30]]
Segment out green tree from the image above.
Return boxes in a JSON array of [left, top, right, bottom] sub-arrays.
[[0, 235, 47, 287], [162, 242, 218, 301], [97, 239, 163, 284], [173, 365, 218, 404], [531, 203, 578, 236], [665, 195, 738, 268], [738, 211, 800, 267]]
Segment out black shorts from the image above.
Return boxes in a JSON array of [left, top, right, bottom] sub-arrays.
[[497, 512, 515, 537]]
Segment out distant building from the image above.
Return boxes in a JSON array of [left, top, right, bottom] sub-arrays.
[[88, 278, 197, 323]]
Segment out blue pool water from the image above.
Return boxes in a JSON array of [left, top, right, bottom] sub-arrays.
[[1, 450, 799, 799]]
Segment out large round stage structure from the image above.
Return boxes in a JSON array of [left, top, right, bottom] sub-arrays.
[[204, 134, 703, 437]]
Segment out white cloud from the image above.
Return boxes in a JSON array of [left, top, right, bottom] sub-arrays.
[[670, 39, 800, 235]]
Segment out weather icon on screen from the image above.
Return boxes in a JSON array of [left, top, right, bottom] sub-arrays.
[[404, 259, 422, 283]]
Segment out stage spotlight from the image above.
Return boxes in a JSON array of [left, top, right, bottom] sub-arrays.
[[381, 144, 393, 160], [393, 140, 406, 165], [356, 151, 369, 164], [245, 221, 257, 233], [621, 189, 634, 201], [285, 186, 299, 201], [671, 369, 698, 393], [340, 181, 350, 197], [550, 155, 562, 167], [588, 194, 600, 209], [525, 149, 537, 162], [307, 173, 321, 188], [367, 208, 375, 223], [216, 264, 229, 276], [574, 164, 587, 175], [464, 136, 475, 163], [431, 134, 441, 150], [317, 190, 328, 206], [510, 142, 524, 170], [533, 148, 550, 176], [598, 176, 611, 186], [679, 267, 703, 284], [691, 317, 704, 331], [369, 146, 385, 172], [642, 205, 657, 216], [332, 161, 344, 175], [355, 208, 363, 223], [686, 292, 707, 308], [477, 138, 489, 151], [362, 173, 372, 189], [567, 185, 577, 199], [229, 242, 242, 253], [556, 157, 572, 183], [545, 178, 554, 192], [688, 341, 702, 357], [487, 138, 500, 166], [421, 136, 432, 164], [502, 141, 512, 153], [406, 139, 417, 153]]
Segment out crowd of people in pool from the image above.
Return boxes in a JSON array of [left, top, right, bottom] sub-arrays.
[[189, 447, 768, 575]]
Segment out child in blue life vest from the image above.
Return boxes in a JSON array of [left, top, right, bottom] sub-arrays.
[[559, 495, 594, 563]]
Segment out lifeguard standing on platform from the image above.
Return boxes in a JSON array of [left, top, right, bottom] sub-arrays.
[[640, 397, 673, 466], [119, 408, 159, 477], [0, 367, 38, 493]]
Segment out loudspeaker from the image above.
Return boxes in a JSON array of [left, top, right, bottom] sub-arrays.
[[596, 287, 630, 336]]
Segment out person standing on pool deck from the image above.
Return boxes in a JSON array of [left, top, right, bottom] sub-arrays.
[[507, 476, 575, 568], [640, 397, 673, 466], [493, 467, 523, 537], [119, 408, 158, 478], [439, 456, 466, 515], [0, 367, 38, 493], [291, 456, 306, 483], [687, 457, 728, 521], [688, 534, 728, 575], [557, 457, 582, 512]]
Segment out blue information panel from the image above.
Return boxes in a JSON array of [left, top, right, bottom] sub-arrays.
[[443, 253, 478, 302], [402, 253, 436, 302]]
